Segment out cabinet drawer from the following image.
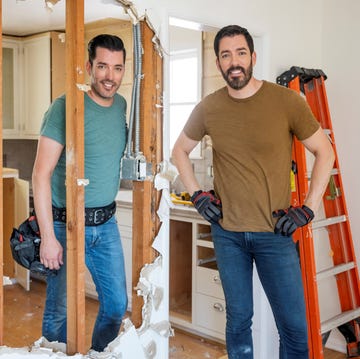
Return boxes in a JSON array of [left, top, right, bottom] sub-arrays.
[[194, 293, 226, 334], [116, 208, 132, 228], [196, 266, 224, 299]]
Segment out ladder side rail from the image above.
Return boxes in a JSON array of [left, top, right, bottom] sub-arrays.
[[288, 76, 324, 358], [304, 77, 360, 312]]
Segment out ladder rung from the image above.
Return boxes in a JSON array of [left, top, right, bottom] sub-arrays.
[[321, 308, 360, 334], [311, 215, 347, 229], [316, 262, 355, 281]]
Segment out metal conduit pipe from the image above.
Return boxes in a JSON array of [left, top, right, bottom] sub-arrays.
[[125, 23, 139, 158], [134, 22, 142, 156]]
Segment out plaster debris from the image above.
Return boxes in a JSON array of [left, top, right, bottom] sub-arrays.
[[76, 84, 91, 92], [2, 276, 14, 286]]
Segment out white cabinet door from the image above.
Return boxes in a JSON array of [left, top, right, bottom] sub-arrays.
[[22, 34, 51, 137], [2, 38, 21, 137]]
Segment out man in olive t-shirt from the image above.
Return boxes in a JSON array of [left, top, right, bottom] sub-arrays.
[[172, 25, 334, 359]]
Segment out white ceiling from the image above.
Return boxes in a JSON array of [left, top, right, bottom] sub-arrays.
[[2, 0, 129, 36]]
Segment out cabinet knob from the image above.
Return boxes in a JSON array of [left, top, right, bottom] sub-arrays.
[[213, 302, 224, 312], [213, 275, 221, 284]]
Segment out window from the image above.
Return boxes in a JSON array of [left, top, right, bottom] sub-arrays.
[[169, 26, 202, 158]]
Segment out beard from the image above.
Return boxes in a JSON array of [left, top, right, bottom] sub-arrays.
[[220, 61, 253, 90]]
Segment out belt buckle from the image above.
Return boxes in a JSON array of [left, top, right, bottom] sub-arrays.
[[93, 209, 104, 225]]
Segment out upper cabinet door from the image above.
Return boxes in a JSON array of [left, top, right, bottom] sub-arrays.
[[2, 38, 21, 136], [22, 33, 51, 138]]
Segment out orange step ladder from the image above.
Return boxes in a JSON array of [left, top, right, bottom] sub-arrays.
[[277, 66, 360, 358]]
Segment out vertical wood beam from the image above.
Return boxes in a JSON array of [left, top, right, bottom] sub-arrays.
[[65, 1, 86, 354], [132, 21, 163, 327], [0, 0, 4, 345]]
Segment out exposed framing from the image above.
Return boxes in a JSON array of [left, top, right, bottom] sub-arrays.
[[64, 0, 86, 355], [131, 20, 163, 327], [0, 0, 3, 344]]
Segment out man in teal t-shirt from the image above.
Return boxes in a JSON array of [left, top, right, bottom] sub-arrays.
[[32, 34, 128, 353]]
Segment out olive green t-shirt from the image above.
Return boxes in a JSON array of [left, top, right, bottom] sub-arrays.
[[40, 92, 127, 208], [183, 81, 319, 232]]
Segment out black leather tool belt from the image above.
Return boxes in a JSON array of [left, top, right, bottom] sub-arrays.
[[52, 201, 116, 226]]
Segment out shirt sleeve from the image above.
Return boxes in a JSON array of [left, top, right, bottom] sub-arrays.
[[183, 101, 207, 141], [40, 95, 66, 145], [288, 90, 320, 141]]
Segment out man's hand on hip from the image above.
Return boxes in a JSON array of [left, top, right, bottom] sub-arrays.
[[191, 190, 222, 224], [272, 205, 314, 236]]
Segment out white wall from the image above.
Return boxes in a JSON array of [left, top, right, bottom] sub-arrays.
[[322, 0, 360, 259]]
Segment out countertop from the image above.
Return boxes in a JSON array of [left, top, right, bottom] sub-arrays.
[[115, 189, 202, 220], [2, 167, 19, 178]]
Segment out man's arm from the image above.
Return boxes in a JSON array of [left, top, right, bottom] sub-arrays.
[[32, 135, 64, 270], [171, 130, 201, 196], [273, 126, 335, 237], [172, 131, 223, 224], [301, 127, 335, 212]]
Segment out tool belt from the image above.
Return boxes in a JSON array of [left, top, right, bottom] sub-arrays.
[[52, 201, 116, 226]]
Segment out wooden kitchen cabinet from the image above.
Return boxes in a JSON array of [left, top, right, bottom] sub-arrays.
[[2, 32, 65, 139], [2, 168, 30, 290], [169, 211, 226, 341]]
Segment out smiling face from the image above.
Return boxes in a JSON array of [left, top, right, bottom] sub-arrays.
[[216, 34, 256, 91], [86, 46, 125, 106]]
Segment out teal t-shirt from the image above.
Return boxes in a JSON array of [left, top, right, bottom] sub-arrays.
[[40, 92, 127, 208]]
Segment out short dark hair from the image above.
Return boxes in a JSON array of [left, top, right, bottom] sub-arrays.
[[214, 25, 254, 58], [87, 34, 126, 65]]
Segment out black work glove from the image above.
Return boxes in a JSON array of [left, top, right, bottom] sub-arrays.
[[272, 205, 314, 236], [191, 190, 222, 224]]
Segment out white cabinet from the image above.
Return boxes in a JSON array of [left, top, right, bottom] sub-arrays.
[[116, 205, 133, 310], [170, 208, 279, 357], [169, 213, 226, 340], [2, 32, 65, 139], [22, 34, 51, 137], [2, 38, 21, 136], [193, 223, 226, 338]]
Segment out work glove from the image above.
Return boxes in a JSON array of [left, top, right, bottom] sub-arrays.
[[191, 190, 222, 224], [272, 205, 314, 236]]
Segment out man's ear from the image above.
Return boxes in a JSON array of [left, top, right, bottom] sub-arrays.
[[252, 51, 257, 66], [215, 58, 221, 72], [85, 60, 91, 76]]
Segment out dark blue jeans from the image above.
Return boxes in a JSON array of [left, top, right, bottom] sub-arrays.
[[211, 224, 308, 359], [42, 216, 128, 352]]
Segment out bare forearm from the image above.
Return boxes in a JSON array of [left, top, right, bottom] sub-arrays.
[[32, 170, 55, 239], [304, 147, 335, 212], [172, 131, 203, 195]]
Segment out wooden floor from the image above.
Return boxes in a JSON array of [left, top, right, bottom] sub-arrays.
[[3, 279, 347, 358]]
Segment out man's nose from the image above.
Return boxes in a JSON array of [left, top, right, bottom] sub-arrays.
[[106, 67, 115, 80]]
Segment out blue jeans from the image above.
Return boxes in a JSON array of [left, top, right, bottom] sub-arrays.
[[42, 216, 128, 352], [211, 224, 308, 359]]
